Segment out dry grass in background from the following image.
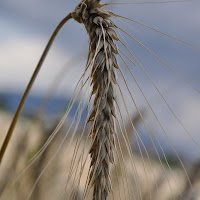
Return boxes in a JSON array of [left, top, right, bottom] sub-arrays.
[[0, 0, 200, 200]]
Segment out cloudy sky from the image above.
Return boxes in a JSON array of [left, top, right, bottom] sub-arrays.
[[0, 0, 200, 161]]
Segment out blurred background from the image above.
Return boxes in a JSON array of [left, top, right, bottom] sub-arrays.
[[0, 0, 200, 199]]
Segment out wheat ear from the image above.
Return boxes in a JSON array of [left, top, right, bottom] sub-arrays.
[[71, 1, 119, 199]]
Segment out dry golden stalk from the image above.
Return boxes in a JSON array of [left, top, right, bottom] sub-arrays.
[[0, 13, 72, 165], [72, 1, 119, 199]]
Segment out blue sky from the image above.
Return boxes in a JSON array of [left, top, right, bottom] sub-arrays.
[[0, 0, 200, 161]]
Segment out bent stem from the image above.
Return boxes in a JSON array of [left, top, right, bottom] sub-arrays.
[[0, 13, 72, 165]]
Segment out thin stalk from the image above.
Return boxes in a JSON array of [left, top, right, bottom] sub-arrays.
[[0, 13, 72, 165]]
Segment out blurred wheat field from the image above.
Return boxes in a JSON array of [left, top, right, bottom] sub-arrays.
[[0, 0, 200, 200]]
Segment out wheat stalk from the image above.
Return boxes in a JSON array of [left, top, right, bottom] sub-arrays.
[[0, 13, 72, 165], [71, 1, 119, 199]]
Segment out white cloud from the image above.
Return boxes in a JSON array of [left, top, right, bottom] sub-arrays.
[[0, 33, 87, 95]]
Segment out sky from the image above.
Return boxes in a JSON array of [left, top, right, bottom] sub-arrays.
[[0, 0, 200, 161]]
